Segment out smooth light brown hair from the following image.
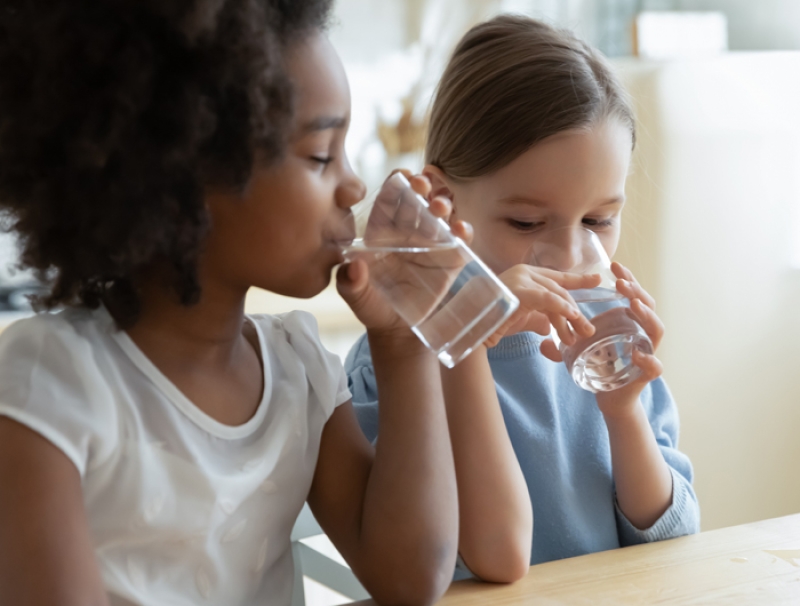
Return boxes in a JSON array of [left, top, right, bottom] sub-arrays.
[[426, 15, 635, 179]]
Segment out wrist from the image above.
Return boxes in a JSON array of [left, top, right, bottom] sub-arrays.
[[599, 398, 646, 428], [442, 343, 487, 372], [367, 328, 433, 362]]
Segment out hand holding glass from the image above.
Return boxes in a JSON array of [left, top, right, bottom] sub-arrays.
[[332, 173, 518, 367], [527, 228, 653, 392]]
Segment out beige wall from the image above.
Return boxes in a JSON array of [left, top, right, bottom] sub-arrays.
[[615, 52, 800, 530]]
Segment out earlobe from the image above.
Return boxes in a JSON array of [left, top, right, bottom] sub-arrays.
[[422, 164, 455, 205]]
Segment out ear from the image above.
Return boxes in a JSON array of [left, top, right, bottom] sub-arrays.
[[422, 164, 455, 205]]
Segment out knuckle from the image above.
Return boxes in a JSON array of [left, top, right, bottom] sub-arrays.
[[545, 291, 564, 309]]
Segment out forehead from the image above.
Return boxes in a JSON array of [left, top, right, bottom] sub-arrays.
[[285, 34, 350, 126], [484, 120, 633, 204]]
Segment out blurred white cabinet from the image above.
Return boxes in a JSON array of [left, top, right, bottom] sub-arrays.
[[614, 52, 800, 530]]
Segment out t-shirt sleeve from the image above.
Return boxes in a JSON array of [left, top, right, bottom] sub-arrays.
[[615, 378, 701, 545], [0, 314, 119, 477], [276, 311, 351, 419], [343, 332, 379, 443]]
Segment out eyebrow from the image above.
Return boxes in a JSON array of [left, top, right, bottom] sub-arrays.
[[300, 115, 348, 133], [499, 195, 625, 207]]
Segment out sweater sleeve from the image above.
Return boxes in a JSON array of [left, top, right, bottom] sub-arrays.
[[614, 378, 701, 545], [343, 332, 380, 443]]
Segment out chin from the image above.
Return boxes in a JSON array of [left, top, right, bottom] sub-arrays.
[[293, 282, 328, 299], [278, 271, 331, 299], [259, 255, 338, 299]]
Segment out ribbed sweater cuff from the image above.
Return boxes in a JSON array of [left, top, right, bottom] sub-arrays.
[[487, 332, 543, 360], [615, 467, 696, 545]]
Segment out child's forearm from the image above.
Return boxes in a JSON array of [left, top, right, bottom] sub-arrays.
[[359, 329, 459, 601], [441, 346, 532, 583], [603, 403, 673, 530]]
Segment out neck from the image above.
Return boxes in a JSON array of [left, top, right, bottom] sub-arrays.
[[123, 269, 251, 367]]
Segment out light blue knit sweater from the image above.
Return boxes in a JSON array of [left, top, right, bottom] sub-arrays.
[[345, 331, 700, 567]]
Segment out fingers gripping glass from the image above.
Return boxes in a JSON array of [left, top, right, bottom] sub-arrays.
[[527, 227, 653, 392], [333, 173, 518, 367]]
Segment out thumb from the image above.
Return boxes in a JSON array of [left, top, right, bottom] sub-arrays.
[[540, 338, 563, 362], [336, 260, 369, 305]]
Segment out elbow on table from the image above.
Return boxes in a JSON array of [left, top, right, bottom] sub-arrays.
[[366, 571, 452, 606], [363, 548, 456, 606], [462, 539, 531, 584]]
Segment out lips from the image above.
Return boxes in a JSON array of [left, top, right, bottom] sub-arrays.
[[321, 239, 346, 265], [323, 210, 356, 251]]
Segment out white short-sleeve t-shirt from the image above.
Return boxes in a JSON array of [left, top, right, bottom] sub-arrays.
[[0, 306, 351, 606]]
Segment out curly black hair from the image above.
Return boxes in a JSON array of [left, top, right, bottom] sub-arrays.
[[0, 0, 333, 326]]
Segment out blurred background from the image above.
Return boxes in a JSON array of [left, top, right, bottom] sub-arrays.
[[2, 1, 800, 604]]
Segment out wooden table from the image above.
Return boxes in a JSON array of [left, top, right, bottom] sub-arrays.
[[354, 514, 800, 605]]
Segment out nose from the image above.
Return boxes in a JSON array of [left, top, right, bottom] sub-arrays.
[[336, 156, 366, 209], [531, 227, 591, 272], [552, 230, 584, 271]]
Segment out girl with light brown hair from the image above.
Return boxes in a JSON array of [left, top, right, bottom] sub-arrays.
[[348, 14, 699, 575]]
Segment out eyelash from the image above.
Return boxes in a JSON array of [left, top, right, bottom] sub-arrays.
[[310, 156, 334, 166], [507, 218, 615, 232], [508, 219, 543, 231], [582, 217, 615, 228]]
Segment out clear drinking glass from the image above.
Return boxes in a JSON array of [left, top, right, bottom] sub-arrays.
[[527, 227, 653, 392], [332, 173, 518, 368]]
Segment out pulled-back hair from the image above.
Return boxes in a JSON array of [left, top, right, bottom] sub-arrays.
[[426, 15, 635, 180], [0, 0, 333, 326]]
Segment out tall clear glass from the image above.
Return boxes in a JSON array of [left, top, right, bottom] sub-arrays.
[[332, 173, 518, 368], [528, 227, 653, 392]]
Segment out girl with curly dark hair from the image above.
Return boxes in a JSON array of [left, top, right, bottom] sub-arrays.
[[0, 1, 461, 604]]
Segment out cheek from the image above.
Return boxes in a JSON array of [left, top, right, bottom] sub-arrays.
[[250, 181, 326, 249], [600, 227, 622, 259], [453, 195, 528, 272], [470, 225, 531, 274]]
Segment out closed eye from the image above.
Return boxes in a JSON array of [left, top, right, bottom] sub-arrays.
[[508, 219, 544, 232], [310, 156, 334, 165], [582, 217, 615, 228]]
